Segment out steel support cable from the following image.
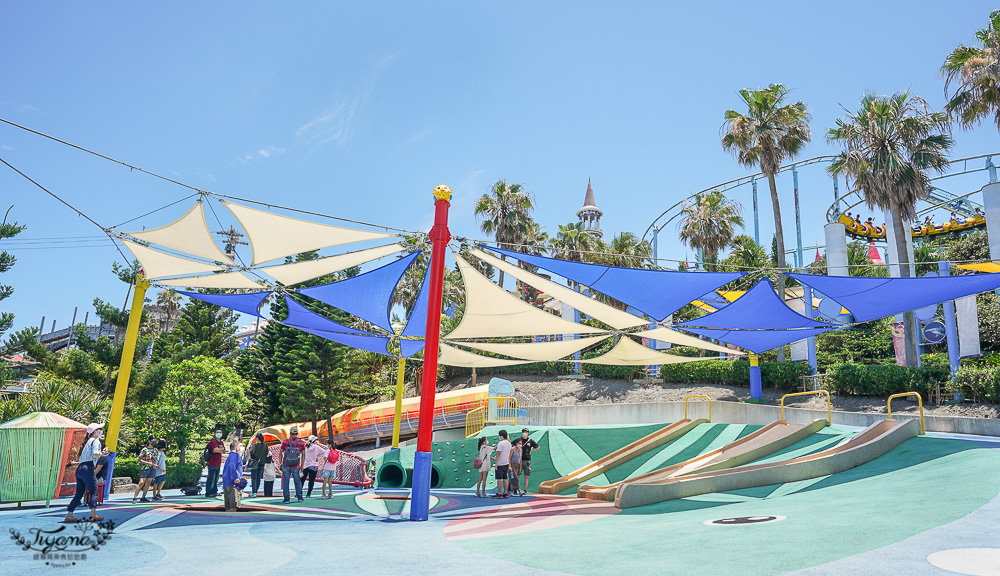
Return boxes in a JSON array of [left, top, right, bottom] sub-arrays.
[[0, 155, 131, 265]]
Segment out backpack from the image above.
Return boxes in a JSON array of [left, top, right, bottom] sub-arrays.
[[327, 449, 339, 466], [473, 456, 483, 469], [202, 441, 213, 465], [283, 440, 302, 467]]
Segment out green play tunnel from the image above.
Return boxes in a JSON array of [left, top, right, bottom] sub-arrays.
[[377, 461, 443, 488]]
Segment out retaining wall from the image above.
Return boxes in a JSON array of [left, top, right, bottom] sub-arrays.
[[529, 400, 1000, 437]]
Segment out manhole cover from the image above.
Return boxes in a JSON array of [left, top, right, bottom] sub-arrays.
[[704, 515, 786, 526]]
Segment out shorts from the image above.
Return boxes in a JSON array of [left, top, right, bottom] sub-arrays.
[[321, 469, 336, 479], [521, 460, 532, 476], [495, 465, 509, 480], [140, 468, 158, 479], [155, 475, 166, 485]]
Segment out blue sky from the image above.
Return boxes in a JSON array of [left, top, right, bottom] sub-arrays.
[[2, 2, 999, 336]]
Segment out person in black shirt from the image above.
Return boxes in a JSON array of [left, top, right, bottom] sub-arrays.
[[518, 428, 539, 495]]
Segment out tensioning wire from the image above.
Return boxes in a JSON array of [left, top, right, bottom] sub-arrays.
[[0, 155, 131, 265]]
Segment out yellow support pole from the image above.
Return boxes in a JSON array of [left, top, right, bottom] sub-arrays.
[[105, 275, 149, 451], [391, 357, 406, 449]]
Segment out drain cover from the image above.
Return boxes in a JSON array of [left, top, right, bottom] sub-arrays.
[[704, 515, 785, 526]]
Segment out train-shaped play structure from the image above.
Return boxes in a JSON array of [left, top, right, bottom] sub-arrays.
[[837, 212, 987, 240]]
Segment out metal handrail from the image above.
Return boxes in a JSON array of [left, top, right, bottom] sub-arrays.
[[683, 395, 712, 422], [780, 390, 831, 425], [887, 392, 926, 435]]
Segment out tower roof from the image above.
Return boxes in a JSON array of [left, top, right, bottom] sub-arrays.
[[582, 178, 597, 208]]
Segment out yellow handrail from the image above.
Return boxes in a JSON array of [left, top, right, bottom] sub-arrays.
[[887, 392, 925, 435], [486, 396, 518, 424], [684, 395, 712, 422], [780, 390, 831, 425], [465, 406, 486, 439]]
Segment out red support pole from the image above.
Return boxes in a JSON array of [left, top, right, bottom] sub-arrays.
[[410, 184, 451, 521]]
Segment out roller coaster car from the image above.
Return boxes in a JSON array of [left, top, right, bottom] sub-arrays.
[[843, 213, 986, 240], [837, 215, 886, 239]]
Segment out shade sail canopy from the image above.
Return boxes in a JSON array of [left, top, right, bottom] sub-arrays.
[[158, 271, 263, 289], [121, 240, 226, 279], [454, 335, 609, 361], [293, 325, 391, 355], [399, 264, 433, 357], [472, 249, 648, 330], [127, 200, 231, 263], [222, 200, 397, 265], [788, 272, 1000, 323], [633, 327, 743, 355], [491, 247, 742, 321], [282, 296, 365, 335], [677, 279, 834, 354], [259, 244, 403, 286], [445, 253, 606, 339], [0, 412, 85, 429], [176, 290, 271, 317], [579, 336, 715, 366], [956, 262, 1000, 273], [437, 343, 530, 368], [298, 252, 419, 332]]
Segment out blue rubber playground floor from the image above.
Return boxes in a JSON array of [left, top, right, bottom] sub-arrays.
[[2, 429, 999, 576]]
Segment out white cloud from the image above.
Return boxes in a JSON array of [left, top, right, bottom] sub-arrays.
[[236, 145, 285, 164], [296, 51, 402, 151], [1, 144, 13, 151]]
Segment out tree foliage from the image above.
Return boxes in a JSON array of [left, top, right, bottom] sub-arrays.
[[129, 356, 248, 464], [941, 10, 1000, 132], [0, 208, 26, 339]]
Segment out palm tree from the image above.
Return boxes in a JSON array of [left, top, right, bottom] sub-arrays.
[[677, 190, 745, 270], [720, 234, 775, 289], [941, 10, 1000, 131], [602, 232, 653, 269], [827, 91, 953, 366], [549, 222, 597, 263], [722, 83, 811, 301], [155, 289, 182, 332], [474, 179, 536, 288]]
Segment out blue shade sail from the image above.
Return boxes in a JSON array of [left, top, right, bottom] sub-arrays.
[[490, 247, 742, 321], [788, 272, 1000, 323], [298, 251, 420, 332], [176, 290, 271, 317], [676, 279, 834, 354], [399, 338, 427, 358], [281, 296, 365, 335], [399, 264, 433, 357], [294, 326, 391, 355]]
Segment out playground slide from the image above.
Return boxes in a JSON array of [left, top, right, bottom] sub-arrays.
[[578, 419, 828, 501], [615, 418, 919, 509], [537, 419, 707, 495]]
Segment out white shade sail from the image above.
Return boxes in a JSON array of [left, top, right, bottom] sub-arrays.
[[580, 336, 714, 366], [472, 249, 648, 330], [445, 253, 606, 340], [632, 327, 744, 355], [127, 200, 231, 263], [121, 240, 226, 279], [438, 343, 530, 368], [451, 335, 609, 361], [158, 271, 263, 289], [222, 200, 398, 265], [259, 243, 404, 286]]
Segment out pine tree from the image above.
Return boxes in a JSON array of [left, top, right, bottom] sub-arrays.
[[153, 292, 239, 362], [242, 253, 374, 430], [0, 209, 26, 340]]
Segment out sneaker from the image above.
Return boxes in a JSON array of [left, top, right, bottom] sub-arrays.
[[140, 498, 150, 502], [297, 498, 304, 503], [281, 499, 290, 504]]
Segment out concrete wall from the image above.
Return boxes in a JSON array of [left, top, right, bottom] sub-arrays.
[[530, 400, 1000, 437]]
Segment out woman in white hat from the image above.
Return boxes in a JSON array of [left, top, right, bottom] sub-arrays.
[[63, 423, 109, 523]]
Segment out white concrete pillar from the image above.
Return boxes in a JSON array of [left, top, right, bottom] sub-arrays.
[[983, 182, 1000, 263], [824, 223, 849, 277]]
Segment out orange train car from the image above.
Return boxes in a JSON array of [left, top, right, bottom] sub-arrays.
[[252, 385, 490, 446]]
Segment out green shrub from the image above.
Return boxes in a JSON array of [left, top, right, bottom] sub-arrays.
[[657, 359, 808, 391], [109, 457, 204, 488], [585, 364, 644, 380], [953, 366, 1000, 403], [824, 362, 949, 396]]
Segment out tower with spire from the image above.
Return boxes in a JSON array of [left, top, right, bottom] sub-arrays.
[[577, 179, 603, 238]]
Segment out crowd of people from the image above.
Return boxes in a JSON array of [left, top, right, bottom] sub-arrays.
[[62, 422, 541, 519]]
